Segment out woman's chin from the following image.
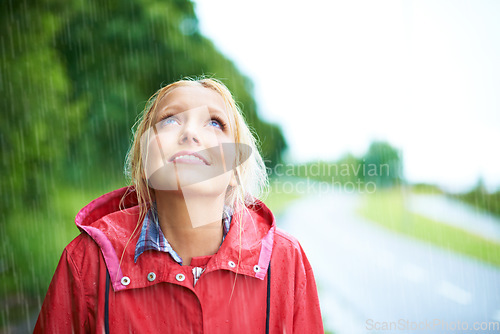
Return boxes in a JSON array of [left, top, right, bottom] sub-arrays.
[[147, 166, 178, 191], [148, 166, 232, 196], [178, 180, 230, 198]]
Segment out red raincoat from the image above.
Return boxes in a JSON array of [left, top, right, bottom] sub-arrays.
[[34, 187, 323, 333]]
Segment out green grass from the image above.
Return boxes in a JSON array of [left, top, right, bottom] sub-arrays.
[[453, 189, 500, 217], [357, 187, 500, 267], [262, 177, 304, 217]]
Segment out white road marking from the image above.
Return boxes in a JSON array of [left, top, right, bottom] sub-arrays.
[[437, 281, 472, 305]]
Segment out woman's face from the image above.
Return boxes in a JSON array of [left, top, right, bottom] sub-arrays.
[[141, 85, 238, 197]]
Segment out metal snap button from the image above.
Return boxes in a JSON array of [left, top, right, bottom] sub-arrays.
[[121, 276, 131, 286], [176, 273, 185, 282], [228, 261, 236, 268], [147, 272, 156, 282], [253, 265, 260, 273]]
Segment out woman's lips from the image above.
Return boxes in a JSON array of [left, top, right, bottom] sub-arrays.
[[168, 151, 209, 165]]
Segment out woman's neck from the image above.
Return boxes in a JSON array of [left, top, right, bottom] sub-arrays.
[[154, 191, 226, 266]]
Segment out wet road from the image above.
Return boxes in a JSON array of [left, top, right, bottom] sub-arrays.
[[278, 191, 500, 334]]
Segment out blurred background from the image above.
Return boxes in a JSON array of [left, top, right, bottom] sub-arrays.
[[1, 0, 499, 333]]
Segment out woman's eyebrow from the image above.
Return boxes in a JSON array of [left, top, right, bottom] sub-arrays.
[[155, 104, 182, 121], [156, 104, 229, 122], [161, 104, 183, 113], [208, 106, 229, 120]]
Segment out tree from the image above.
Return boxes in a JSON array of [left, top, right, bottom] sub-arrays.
[[362, 141, 403, 187], [0, 0, 86, 213]]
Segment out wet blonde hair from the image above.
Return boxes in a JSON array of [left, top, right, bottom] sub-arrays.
[[124, 77, 268, 222]]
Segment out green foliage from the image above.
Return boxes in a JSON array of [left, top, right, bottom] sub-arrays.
[[362, 141, 402, 187], [331, 153, 364, 183], [0, 177, 125, 328], [280, 141, 402, 187], [0, 0, 87, 214], [452, 179, 500, 217], [258, 122, 287, 165], [265, 177, 304, 217], [411, 183, 444, 194]]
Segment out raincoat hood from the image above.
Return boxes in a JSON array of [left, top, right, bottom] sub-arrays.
[[75, 186, 275, 292]]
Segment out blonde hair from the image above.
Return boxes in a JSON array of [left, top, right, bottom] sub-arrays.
[[124, 77, 268, 223]]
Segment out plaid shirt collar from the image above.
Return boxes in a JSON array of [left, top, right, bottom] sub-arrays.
[[134, 204, 232, 265]]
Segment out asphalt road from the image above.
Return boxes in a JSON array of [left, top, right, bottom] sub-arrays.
[[278, 191, 500, 334]]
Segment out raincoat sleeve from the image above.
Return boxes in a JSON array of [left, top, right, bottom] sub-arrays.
[[293, 245, 324, 333], [34, 247, 88, 333]]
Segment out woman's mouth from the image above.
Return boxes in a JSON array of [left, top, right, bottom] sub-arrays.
[[168, 151, 209, 165]]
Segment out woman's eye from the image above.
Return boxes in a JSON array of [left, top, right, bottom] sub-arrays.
[[160, 117, 177, 126], [208, 119, 222, 129]]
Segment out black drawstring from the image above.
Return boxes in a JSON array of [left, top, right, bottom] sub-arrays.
[[105, 269, 110, 334], [265, 263, 271, 334]]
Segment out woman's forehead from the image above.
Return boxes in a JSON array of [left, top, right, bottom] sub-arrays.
[[159, 85, 226, 112]]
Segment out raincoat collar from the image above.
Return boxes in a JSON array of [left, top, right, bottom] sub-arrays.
[[133, 203, 233, 264], [75, 187, 275, 292]]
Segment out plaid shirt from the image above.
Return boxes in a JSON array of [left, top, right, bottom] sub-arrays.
[[134, 205, 232, 265]]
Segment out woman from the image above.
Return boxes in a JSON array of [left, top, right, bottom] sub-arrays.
[[35, 78, 323, 333]]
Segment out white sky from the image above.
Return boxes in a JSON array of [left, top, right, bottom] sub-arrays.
[[193, 0, 500, 192]]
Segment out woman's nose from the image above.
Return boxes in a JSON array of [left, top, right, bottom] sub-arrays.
[[178, 123, 200, 145]]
